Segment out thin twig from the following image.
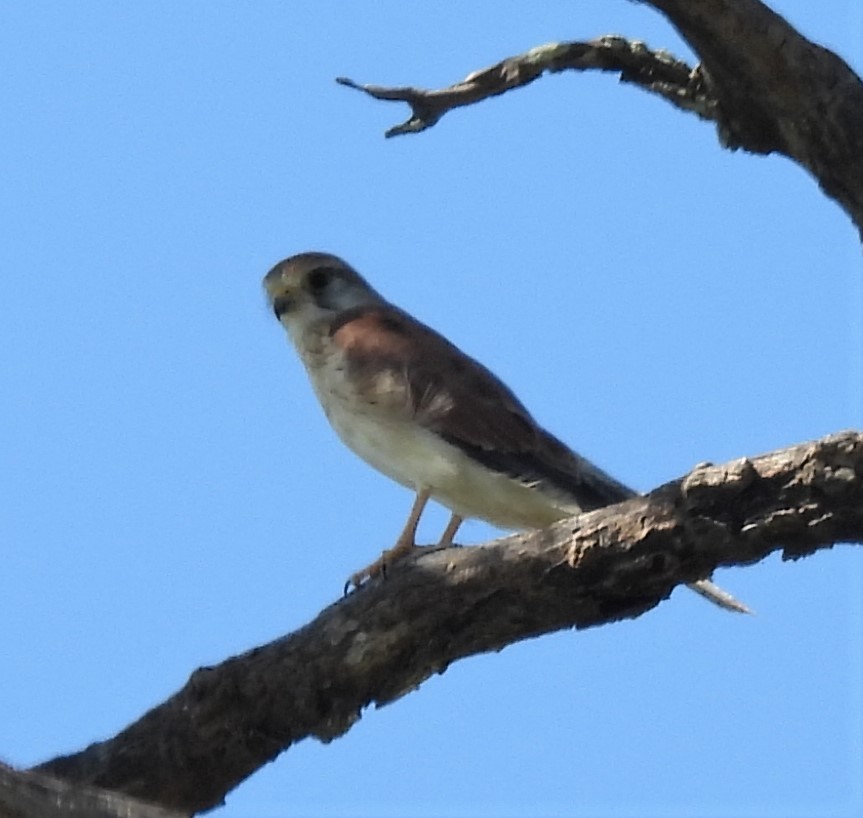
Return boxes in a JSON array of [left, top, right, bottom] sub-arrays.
[[337, 37, 717, 137]]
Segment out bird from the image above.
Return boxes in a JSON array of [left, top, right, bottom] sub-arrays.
[[263, 251, 748, 613]]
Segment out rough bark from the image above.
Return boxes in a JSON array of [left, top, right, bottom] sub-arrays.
[[4, 3, 862, 816], [29, 431, 863, 815], [339, 0, 863, 238], [0, 763, 183, 818]]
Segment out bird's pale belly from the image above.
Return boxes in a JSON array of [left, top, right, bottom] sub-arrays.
[[318, 388, 573, 531]]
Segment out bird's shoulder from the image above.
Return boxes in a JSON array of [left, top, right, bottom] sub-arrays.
[[328, 304, 536, 445], [328, 304, 633, 509], [328, 304, 419, 361]]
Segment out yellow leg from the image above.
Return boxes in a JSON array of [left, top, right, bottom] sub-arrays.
[[391, 488, 432, 553], [347, 489, 431, 590], [438, 513, 463, 547]]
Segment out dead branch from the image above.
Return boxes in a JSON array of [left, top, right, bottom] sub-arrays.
[[337, 36, 716, 136], [0, 763, 183, 818], [32, 431, 863, 815], [339, 0, 863, 238]]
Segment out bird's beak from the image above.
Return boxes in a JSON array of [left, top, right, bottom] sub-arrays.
[[262, 272, 297, 320], [271, 292, 293, 319]]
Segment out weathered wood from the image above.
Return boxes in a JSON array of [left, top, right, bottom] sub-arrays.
[[34, 432, 863, 814], [651, 0, 863, 235], [0, 763, 184, 818], [340, 0, 863, 237]]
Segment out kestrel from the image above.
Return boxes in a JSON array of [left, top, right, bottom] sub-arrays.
[[264, 252, 747, 612]]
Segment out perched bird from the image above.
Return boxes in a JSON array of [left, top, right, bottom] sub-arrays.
[[263, 252, 747, 612]]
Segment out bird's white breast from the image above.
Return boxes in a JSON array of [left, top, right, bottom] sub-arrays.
[[308, 353, 460, 491], [294, 326, 576, 531], [313, 361, 569, 531]]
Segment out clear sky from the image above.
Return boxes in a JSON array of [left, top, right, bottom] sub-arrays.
[[2, 2, 862, 817]]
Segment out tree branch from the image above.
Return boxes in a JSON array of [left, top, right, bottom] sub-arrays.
[[337, 36, 717, 136], [0, 763, 183, 818], [650, 0, 863, 237], [339, 0, 863, 238], [32, 431, 863, 815]]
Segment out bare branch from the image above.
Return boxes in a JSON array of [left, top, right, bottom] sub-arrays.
[[649, 0, 863, 237], [337, 37, 716, 138], [339, 0, 863, 237], [0, 763, 183, 818], [33, 431, 863, 815]]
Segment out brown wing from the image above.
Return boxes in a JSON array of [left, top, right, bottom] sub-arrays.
[[331, 305, 634, 511]]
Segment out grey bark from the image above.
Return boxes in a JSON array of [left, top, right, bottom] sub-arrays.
[[4, 1, 862, 815], [31, 433, 863, 814], [340, 0, 863, 238]]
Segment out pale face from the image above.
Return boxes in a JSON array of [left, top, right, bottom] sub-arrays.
[[263, 252, 385, 348]]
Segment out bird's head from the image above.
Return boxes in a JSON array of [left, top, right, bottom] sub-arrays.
[[263, 252, 386, 341]]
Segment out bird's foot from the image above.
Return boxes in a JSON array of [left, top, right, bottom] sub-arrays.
[[344, 537, 423, 594]]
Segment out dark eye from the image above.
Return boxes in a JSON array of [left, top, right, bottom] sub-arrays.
[[307, 267, 333, 292]]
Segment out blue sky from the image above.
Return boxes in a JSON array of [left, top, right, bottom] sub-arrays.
[[2, 2, 862, 816]]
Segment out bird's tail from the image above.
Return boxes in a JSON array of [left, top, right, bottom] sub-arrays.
[[686, 578, 752, 614], [525, 435, 753, 614]]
